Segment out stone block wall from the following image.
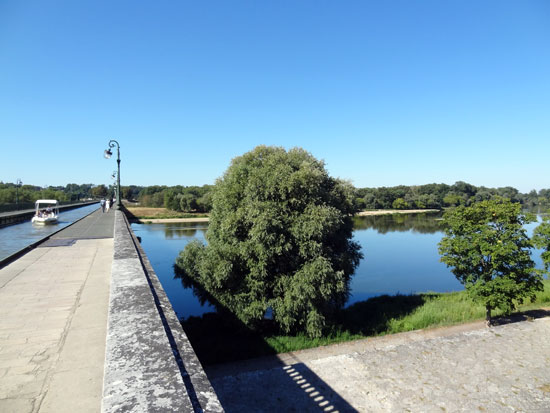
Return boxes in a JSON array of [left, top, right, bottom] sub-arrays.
[[102, 210, 223, 412]]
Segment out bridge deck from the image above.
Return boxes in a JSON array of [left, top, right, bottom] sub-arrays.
[[0, 208, 115, 412]]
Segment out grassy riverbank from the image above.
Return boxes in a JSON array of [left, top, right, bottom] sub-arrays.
[[182, 279, 550, 365], [268, 280, 550, 353]]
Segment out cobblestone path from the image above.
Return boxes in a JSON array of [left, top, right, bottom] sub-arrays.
[[209, 317, 550, 412]]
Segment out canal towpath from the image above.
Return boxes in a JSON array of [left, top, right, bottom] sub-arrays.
[[0, 208, 114, 412]]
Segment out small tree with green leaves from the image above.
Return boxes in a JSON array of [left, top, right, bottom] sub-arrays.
[[438, 198, 542, 325], [533, 214, 550, 272], [175, 145, 362, 337]]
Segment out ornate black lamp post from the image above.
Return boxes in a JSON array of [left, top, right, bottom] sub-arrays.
[[111, 171, 117, 201], [15, 178, 22, 210], [104, 140, 121, 209]]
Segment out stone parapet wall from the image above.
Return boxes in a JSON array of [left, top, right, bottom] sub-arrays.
[[102, 210, 223, 412]]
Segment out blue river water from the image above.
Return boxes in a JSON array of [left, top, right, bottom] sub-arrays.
[[132, 222, 215, 318], [0, 204, 100, 261], [130, 213, 546, 320]]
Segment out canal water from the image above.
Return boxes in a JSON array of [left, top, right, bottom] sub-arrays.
[[133, 211, 545, 320], [0, 204, 100, 261]]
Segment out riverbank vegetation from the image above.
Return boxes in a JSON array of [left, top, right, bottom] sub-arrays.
[[136, 185, 213, 213], [129, 181, 550, 213], [3, 180, 550, 214], [355, 182, 550, 210], [181, 279, 550, 365]]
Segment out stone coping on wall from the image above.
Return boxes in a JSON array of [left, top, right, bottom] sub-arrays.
[[102, 210, 223, 412]]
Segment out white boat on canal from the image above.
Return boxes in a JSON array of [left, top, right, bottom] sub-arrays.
[[31, 200, 59, 225]]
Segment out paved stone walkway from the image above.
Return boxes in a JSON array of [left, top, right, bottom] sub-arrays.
[[0, 209, 114, 412], [208, 317, 550, 412]]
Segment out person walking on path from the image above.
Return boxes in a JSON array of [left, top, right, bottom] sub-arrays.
[[105, 199, 110, 213], [100, 198, 106, 213]]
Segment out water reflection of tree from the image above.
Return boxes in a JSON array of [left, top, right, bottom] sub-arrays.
[[353, 212, 444, 234], [174, 263, 217, 310], [163, 224, 207, 239], [161, 214, 446, 238]]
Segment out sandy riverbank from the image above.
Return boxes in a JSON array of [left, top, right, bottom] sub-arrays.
[[356, 209, 440, 216], [133, 209, 440, 223], [134, 217, 210, 223]]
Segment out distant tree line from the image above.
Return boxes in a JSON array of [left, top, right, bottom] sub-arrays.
[[133, 181, 550, 213], [3, 180, 550, 214], [0, 181, 130, 207], [0, 182, 215, 213], [134, 185, 214, 213], [0, 182, 97, 205], [355, 181, 550, 210]]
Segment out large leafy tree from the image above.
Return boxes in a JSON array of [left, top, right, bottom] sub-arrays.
[[438, 198, 542, 325], [175, 146, 362, 337]]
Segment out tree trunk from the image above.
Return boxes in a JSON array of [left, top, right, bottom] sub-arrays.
[[485, 306, 492, 327]]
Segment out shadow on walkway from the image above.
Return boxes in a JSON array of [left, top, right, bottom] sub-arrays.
[[207, 358, 358, 413], [176, 267, 362, 411], [491, 308, 550, 326]]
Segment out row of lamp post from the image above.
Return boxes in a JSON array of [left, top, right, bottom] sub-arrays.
[[111, 171, 118, 203], [12, 142, 120, 211], [15, 178, 22, 210], [104, 140, 121, 210]]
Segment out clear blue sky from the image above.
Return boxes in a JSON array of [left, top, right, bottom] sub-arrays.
[[1, 1, 549, 192]]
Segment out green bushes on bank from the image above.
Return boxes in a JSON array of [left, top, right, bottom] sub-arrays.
[[182, 279, 550, 365]]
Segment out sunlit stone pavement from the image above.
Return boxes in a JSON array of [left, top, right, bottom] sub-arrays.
[[208, 317, 550, 412], [0, 209, 114, 413]]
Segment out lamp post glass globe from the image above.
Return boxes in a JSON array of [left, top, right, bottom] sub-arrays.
[[104, 149, 112, 159]]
